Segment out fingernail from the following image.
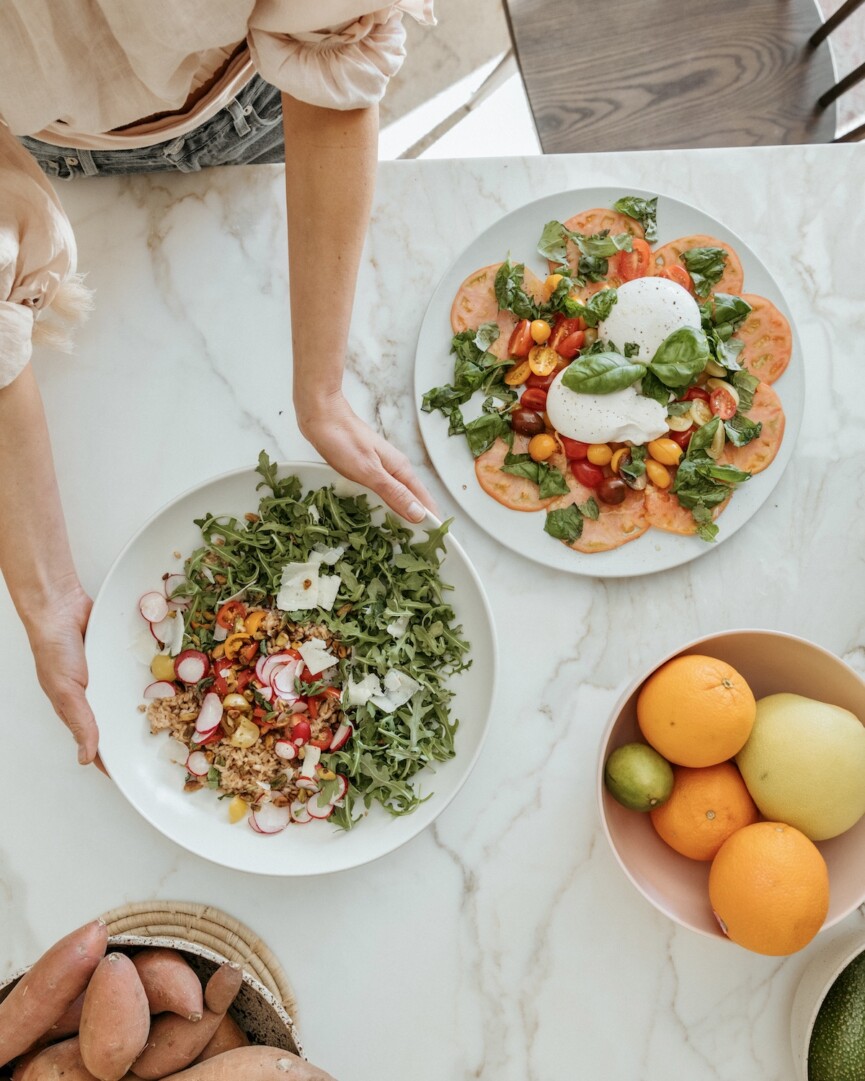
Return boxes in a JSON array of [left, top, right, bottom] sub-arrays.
[[78, 746, 88, 765], [407, 501, 424, 522]]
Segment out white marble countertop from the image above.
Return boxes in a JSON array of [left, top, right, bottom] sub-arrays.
[[4, 146, 865, 1081]]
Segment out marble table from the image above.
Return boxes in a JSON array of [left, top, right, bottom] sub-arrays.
[[4, 145, 865, 1081]]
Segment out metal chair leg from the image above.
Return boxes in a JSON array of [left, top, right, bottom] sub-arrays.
[[818, 58, 865, 108], [810, 0, 865, 46]]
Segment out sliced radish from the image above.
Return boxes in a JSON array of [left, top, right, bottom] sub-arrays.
[[290, 699, 309, 714], [290, 800, 312, 824], [255, 655, 269, 682], [329, 723, 352, 752], [272, 663, 301, 701], [255, 683, 275, 704], [195, 691, 223, 734], [191, 724, 220, 746], [259, 652, 296, 685], [150, 612, 184, 655], [307, 797, 334, 820], [212, 624, 228, 642], [300, 746, 321, 778], [328, 774, 349, 805], [295, 776, 319, 793], [139, 592, 168, 623], [175, 649, 209, 684], [158, 737, 189, 766], [252, 802, 291, 834], [163, 574, 188, 609], [185, 750, 210, 777], [143, 681, 177, 700], [275, 739, 297, 761], [248, 813, 266, 834], [290, 720, 311, 746]]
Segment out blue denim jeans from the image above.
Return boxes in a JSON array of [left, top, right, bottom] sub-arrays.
[[19, 76, 284, 179]]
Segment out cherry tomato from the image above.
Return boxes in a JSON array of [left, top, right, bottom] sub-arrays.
[[216, 600, 247, 629], [597, 477, 627, 505], [512, 408, 545, 436], [525, 369, 557, 390], [508, 319, 533, 358], [212, 661, 232, 698], [680, 386, 710, 402], [571, 460, 605, 487], [306, 696, 318, 721], [320, 687, 342, 702], [239, 640, 259, 666], [519, 387, 549, 412], [560, 436, 589, 460], [669, 427, 694, 450], [310, 733, 333, 750], [300, 666, 316, 685], [709, 386, 737, 420], [556, 330, 586, 359], [614, 238, 652, 282], [550, 316, 586, 352], [235, 669, 255, 694], [658, 265, 693, 292]]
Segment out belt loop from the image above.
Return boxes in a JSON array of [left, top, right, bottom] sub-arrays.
[[77, 149, 98, 176], [226, 97, 251, 136]]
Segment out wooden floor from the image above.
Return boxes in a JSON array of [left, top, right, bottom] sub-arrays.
[[504, 0, 838, 152]]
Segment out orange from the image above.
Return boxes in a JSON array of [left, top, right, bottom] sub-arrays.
[[708, 822, 829, 956], [650, 763, 760, 861], [637, 654, 756, 767]]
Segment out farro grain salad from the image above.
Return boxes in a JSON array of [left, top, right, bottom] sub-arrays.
[[137, 453, 470, 834]]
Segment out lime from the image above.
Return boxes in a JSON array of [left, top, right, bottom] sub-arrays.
[[605, 742, 674, 812]]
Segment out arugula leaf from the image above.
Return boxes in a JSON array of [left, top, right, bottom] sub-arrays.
[[473, 322, 500, 352], [640, 369, 673, 407], [561, 351, 644, 395], [724, 412, 762, 447], [544, 505, 584, 543], [494, 259, 539, 320], [464, 413, 512, 458], [613, 195, 659, 242], [537, 220, 571, 265], [731, 370, 760, 413], [501, 452, 569, 498], [620, 445, 647, 483], [578, 497, 600, 520], [680, 247, 728, 298], [648, 327, 710, 388]]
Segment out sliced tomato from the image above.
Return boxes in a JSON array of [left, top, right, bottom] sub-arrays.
[[239, 640, 259, 666], [709, 386, 737, 420], [525, 369, 558, 390], [556, 330, 585, 359], [550, 316, 585, 351], [520, 387, 548, 412], [235, 669, 255, 694], [571, 460, 605, 487], [212, 661, 232, 698], [668, 427, 694, 450], [560, 436, 589, 460], [300, 666, 316, 685], [614, 238, 652, 282], [306, 696, 318, 721], [658, 265, 693, 292], [252, 706, 268, 723], [508, 319, 533, 358], [680, 386, 710, 402], [320, 687, 342, 702], [216, 600, 247, 629], [309, 734, 333, 750]]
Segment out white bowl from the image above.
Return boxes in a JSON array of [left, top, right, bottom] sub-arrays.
[[790, 931, 865, 1081], [85, 461, 497, 876]]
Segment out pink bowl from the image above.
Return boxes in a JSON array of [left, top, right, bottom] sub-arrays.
[[597, 629, 865, 942]]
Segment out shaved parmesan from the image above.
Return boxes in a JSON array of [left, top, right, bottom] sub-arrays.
[[385, 614, 410, 638], [311, 544, 345, 566], [317, 574, 341, 611], [275, 562, 320, 610], [308, 504, 320, 522], [298, 638, 338, 676], [346, 673, 381, 706], [383, 669, 421, 708]]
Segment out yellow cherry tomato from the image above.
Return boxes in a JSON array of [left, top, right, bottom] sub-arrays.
[[545, 273, 563, 293], [222, 692, 251, 712], [505, 360, 532, 387], [228, 796, 248, 824], [587, 443, 612, 466], [530, 320, 552, 344], [610, 448, 630, 475], [528, 346, 559, 377], [690, 399, 713, 427], [228, 716, 260, 749], [528, 433, 557, 462], [647, 438, 683, 466], [646, 460, 672, 489], [243, 609, 267, 635], [150, 654, 176, 682], [223, 632, 251, 661]]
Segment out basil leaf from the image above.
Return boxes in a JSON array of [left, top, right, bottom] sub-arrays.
[[537, 221, 571, 265], [687, 416, 721, 457], [542, 269, 581, 314], [539, 467, 570, 499], [624, 342, 641, 359], [705, 293, 752, 333], [578, 497, 600, 520], [671, 457, 730, 510], [583, 288, 618, 325], [731, 370, 760, 413], [464, 413, 511, 458], [613, 195, 659, 243], [501, 451, 539, 482], [494, 259, 539, 320], [620, 444, 647, 482], [715, 335, 744, 371], [447, 407, 465, 435], [501, 453, 569, 498], [695, 460, 751, 485], [724, 412, 762, 447], [474, 322, 500, 352], [422, 383, 471, 413], [561, 351, 644, 395], [578, 254, 610, 282], [666, 400, 692, 416], [640, 369, 673, 407], [574, 231, 633, 259], [544, 505, 584, 543], [681, 246, 728, 298], [648, 326, 710, 388], [692, 504, 719, 543]]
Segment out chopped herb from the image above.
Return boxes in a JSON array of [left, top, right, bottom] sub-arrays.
[[612, 195, 659, 242], [731, 370, 760, 413], [578, 498, 600, 520], [494, 259, 540, 320], [724, 412, 762, 447], [544, 505, 585, 543], [680, 246, 728, 298]]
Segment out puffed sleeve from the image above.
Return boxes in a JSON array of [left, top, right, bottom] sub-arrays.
[[248, 1, 435, 111], [0, 122, 90, 389]]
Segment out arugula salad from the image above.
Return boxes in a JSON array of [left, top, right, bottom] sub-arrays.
[[421, 194, 789, 553], [137, 453, 470, 834]]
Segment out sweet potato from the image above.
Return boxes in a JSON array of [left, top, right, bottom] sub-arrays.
[[15, 1037, 98, 1081], [80, 956, 149, 1081], [191, 1016, 247, 1064], [159, 1047, 336, 1081], [0, 921, 108, 1068], [131, 965, 242, 1080], [131, 952, 203, 1021]]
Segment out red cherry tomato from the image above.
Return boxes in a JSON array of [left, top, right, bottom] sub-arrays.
[[215, 600, 247, 629], [680, 386, 710, 402], [571, 460, 605, 487], [508, 319, 533, 358], [320, 687, 342, 702], [212, 661, 232, 698], [550, 316, 586, 351], [559, 436, 590, 460], [235, 669, 255, 694], [709, 386, 737, 420], [525, 369, 558, 390], [520, 387, 548, 412], [300, 666, 316, 685], [310, 734, 333, 750], [556, 330, 586, 359], [658, 265, 693, 292], [614, 238, 652, 282], [668, 427, 694, 450]]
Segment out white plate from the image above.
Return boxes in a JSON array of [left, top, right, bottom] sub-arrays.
[[86, 462, 496, 876], [415, 186, 803, 577]]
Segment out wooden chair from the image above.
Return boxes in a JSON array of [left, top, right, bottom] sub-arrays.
[[503, 0, 865, 152]]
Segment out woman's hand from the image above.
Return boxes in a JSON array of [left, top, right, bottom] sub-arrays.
[[298, 391, 437, 523], [24, 583, 99, 766]]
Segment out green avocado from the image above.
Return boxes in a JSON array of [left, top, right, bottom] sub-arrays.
[[809, 951, 865, 1081]]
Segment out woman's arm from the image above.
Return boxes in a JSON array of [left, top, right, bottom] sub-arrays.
[[0, 364, 97, 763], [281, 93, 435, 522]]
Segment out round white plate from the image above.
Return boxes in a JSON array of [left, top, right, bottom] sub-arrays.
[[86, 462, 496, 876], [414, 186, 803, 577]]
